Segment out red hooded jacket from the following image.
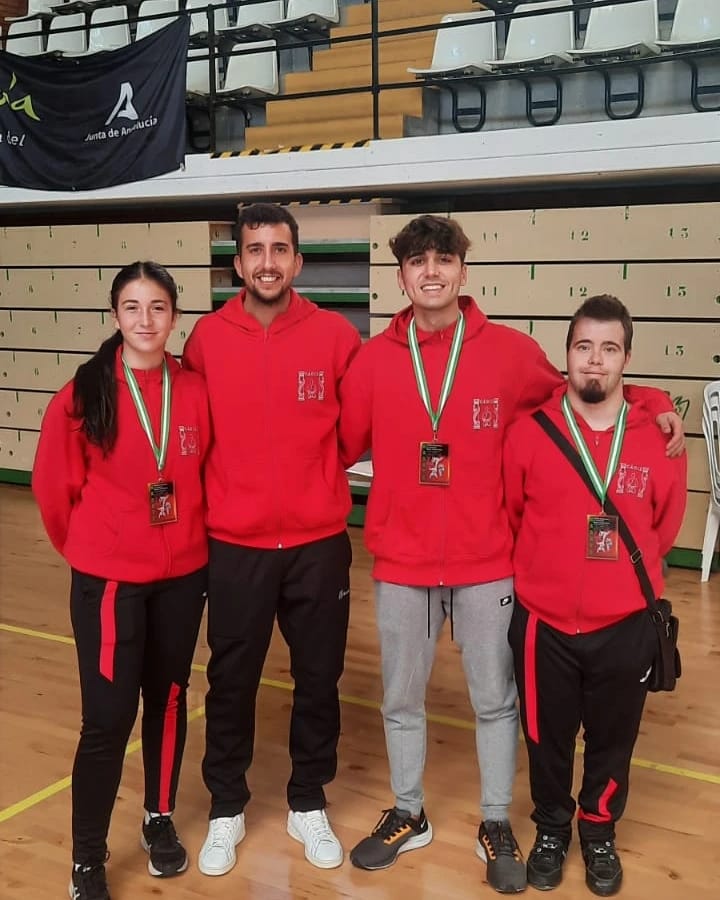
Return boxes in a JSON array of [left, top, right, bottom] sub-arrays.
[[338, 297, 676, 588], [338, 298, 563, 586], [182, 289, 361, 549], [503, 388, 687, 634], [33, 351, 210, 583]]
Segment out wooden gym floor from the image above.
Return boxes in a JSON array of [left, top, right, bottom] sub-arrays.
[[0, 484, 718, 899]]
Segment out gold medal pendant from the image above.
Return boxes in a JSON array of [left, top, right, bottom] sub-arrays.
[[148, 480, 178, 525], [419, 442, 450, 486], [586, 514, 619, 560]]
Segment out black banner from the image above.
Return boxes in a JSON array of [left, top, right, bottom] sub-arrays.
[[0, 17, 190, 191]]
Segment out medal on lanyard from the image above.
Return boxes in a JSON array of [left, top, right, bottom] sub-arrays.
[[561, 393, 627, 561], [123, 357, 177, 525], [408, 314, 465, 486]]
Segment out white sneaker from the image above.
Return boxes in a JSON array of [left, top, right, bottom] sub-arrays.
[[198, 814, 246, 876], [287, 809, 344, 869]]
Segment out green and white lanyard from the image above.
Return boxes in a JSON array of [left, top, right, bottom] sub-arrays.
[[408, 314, 465, 438], [123, 357, 172, 474], [561, 392, 627, 511]]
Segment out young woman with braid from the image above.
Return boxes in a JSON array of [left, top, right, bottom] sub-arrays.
[[33, 262, 210, 900]]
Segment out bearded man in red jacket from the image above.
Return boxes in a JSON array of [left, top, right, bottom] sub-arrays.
[[503, 295, 686, 896], [183, 204, 361, 876], [338, 216, 684, 894]]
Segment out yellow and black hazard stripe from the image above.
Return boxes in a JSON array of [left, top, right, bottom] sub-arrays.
[[287, 198, 377, 206], [236, 197, 379, 207], [212, 139, 370, 158]]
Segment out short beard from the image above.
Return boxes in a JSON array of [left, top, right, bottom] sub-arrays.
[[578, 380, 606, 404], [245, 284, 285, 306]]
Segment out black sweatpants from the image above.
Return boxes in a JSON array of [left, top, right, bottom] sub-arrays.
[[70, 567, 207, 865], [508, 599, 656, 844], [202, 531, 352, 817]]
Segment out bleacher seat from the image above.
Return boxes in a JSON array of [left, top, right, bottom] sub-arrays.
[[657, 0, 720, 49], [475, 0, 576, 129], [185, 45, 219, 152], [701, 379, 720, 581], [186, 0, 230, 45], [135, 0, 179, 41], [235, 1, 285, 28], [218, 1, 283, 44], [489, 0, 574, 70], [45, 11, 87, 54], [568, 1, 659, 120], [569, 0, 659, 61], [5, 17, 45, 55], [219, 1, 339, 47], [218, 39, 279, 101], [64, 5, 131, 54], [657, 0, 720, 112], [51, 0, 111, 16], [186, 45, 219, 97], [6, 0, 56, 21], [407, 11, 496, 78], [281, 0, 339, 27]]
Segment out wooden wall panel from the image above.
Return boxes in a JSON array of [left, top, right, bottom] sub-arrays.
[[0, 351, 91, 393], [0, 428, 38, 471], [0, 268, 220, 312], [368, 317, 720, 379], [370, 262, 720, 319], [0, 222, 223, 268], [0, 391, 53, 432], [370, 203, 720, 264]]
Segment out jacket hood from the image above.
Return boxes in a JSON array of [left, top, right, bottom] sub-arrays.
[[546, 383, 653, 428], [216, 288, 317, 336], [115, 346, 182, 384], [383, 295, 488, 345]]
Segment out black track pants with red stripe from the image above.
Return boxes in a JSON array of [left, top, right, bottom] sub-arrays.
[[202, 531, 352, 817], [69, 566, 207, 865], [508, 599, 656, 844]]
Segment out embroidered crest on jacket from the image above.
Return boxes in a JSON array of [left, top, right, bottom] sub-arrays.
[[472, 397, 500, 430], [297, 370, 325, 401], [616, 463, 649, 498], [178, 425, 200, 456]]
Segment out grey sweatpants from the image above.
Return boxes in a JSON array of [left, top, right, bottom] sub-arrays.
[[375, 578, 518, 821]]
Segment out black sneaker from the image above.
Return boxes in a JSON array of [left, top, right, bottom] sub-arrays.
[[68, 863, 110, 900], [476, 820, 527, 894], [350, 807, 433, 870], [582, 839, 623, 896], [140, 815, 188, 877], [526, 832, 569, 890]]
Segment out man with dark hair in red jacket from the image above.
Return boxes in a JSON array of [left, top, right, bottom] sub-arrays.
[[503, 295, 686, 896], [338, 217, 684, 894], [183, 203, 361, 877]]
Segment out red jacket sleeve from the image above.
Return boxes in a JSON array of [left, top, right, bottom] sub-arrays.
[[624, 384, 673, 415], [502, 421, 529, 537], [335, 321, 362, 387], [653, 452, 688, 557], [181, 320, 204, 375], [32, 383, 87, 556], [513, 338, 564, 420], [338, 342, 373, 469]]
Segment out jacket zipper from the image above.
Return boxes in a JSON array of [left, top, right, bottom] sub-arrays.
[[264, 328, 284, 548]]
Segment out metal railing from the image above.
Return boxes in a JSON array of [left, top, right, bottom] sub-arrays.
[[3, 0, 718, 153]]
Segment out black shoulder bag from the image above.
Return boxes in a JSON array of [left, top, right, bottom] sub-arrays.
[[531, 409, 681, 692]]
